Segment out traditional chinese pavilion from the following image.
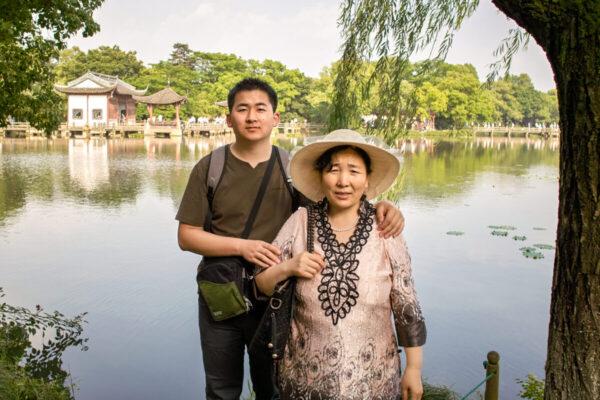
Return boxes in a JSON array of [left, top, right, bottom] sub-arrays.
[[54, 72, 146, 127], [133, 87, 187, 137]]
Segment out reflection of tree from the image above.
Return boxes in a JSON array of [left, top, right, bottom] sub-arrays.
[[0, 164, 27, 224], [0, 153, 59, 224], [383, 138, 558, 203], [60, 168, 142, 207]]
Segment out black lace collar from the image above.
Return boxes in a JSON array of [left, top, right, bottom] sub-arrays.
[[312, 198, 375, 325]]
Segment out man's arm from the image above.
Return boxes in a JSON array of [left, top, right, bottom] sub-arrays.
[[178, 223, 281, 269], [374, 200, 405, 238]]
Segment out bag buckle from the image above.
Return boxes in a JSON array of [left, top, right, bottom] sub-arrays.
[[270, 297, 282, 310]]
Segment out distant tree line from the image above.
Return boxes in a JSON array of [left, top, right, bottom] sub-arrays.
[[53, 43, 558, 129]]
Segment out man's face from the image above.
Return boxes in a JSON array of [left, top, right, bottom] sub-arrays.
[[226, 89, 280, 143]]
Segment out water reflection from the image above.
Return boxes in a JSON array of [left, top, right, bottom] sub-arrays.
[[68, 140, 109, 191], [0, 136, 559, 225]]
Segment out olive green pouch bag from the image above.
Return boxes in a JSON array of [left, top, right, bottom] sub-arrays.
[[197, 256, 250, 321]]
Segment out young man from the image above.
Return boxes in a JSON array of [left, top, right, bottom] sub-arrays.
[[176, 78, 404, 400]]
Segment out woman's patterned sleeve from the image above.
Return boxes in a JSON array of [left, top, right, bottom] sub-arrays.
[[386, 234, 427, 347], [254, 208, 306, 277]]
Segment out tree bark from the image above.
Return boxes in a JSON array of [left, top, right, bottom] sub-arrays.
[[492, 1, 600, 399]]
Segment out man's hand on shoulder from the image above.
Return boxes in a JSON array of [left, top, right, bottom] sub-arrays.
[[239, 240, 282, 269], [374, 200, 405, 238]]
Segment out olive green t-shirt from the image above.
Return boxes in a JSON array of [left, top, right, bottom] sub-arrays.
[[176, 146, 294, 243]]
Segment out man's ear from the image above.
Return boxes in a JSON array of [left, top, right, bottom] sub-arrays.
[[273, 112, 281, 126], [226, 114, 232, 127]]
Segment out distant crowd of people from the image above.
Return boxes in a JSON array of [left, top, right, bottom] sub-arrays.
[[186, 116, 226, 124]]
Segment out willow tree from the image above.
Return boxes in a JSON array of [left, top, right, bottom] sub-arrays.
[[331, 1, 599, 399]]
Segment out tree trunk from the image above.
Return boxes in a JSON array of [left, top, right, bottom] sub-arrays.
[[492, 1, 600, 399]]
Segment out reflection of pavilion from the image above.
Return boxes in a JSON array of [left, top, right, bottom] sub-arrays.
[[134, 88, 186, 138], [68, 140, 109, 191]]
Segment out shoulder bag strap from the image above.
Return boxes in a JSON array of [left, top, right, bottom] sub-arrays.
[[203, 144, 228, 232], [275, 146, 299, 212], [240, 146, 277, 239]]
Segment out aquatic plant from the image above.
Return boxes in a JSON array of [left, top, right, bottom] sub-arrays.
[[488, 225, 516, 230], [491, 230, 509, 236], [513, 236, 527, 241], [533, 244, 555, 250], [520, 247, 544, 259], [446, 231, 465, 236]]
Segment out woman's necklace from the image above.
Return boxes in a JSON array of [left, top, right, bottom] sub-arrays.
[[329, 215, 360, 232]]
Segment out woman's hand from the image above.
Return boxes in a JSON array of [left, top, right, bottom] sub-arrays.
[[401, 366, 423, 400], [286, 251, 325, 279]]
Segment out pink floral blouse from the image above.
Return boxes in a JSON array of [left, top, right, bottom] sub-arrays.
[[270, 207, 426, 400]]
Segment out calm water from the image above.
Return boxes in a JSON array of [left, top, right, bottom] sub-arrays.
[[0, 136, 558, 399]]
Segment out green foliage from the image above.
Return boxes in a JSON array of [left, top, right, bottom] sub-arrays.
[[50, 41, 556, 130], [422, 382, 459, 399], [517, 374, 545, 400], [0, 288, 88, 399], [55, 45, 145, 84], [0, 0, 104, 133], [125, 44, 315, 121], [0, 356, 72, 400]]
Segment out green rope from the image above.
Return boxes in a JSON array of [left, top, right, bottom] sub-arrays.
[[459, 372, 495, 400]]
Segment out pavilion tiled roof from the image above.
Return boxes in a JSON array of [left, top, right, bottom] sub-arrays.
[[133, 87, 187, 105], [54, 71, 146, 96]]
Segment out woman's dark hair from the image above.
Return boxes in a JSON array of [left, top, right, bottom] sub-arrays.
[[227, 78, 278, 112], [314, 145, 372, 174]]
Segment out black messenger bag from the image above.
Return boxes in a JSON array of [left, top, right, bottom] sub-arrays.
[[197, 146, 278, 322]]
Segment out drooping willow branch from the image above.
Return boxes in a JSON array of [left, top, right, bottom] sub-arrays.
[[330, 0, 529, 142]]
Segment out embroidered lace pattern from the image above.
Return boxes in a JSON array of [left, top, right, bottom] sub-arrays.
[[314, 199, 375, 325]]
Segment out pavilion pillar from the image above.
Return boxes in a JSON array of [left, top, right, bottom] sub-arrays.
[[147, 104, 154, 119], [175, 103, 181, 127]]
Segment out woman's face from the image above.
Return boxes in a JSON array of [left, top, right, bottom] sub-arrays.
[[320, 148, 369, 212]]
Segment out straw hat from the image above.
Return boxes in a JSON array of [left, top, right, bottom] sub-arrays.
[[290, 129, 401, 202]]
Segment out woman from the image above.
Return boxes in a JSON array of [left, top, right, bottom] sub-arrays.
[[255, 129, 426, 400]]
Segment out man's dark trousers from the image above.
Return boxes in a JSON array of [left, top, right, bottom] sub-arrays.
[[198, 295, 274, 400]]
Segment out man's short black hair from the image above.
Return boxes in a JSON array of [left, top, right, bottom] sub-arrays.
[[227, 78, 278, 112]]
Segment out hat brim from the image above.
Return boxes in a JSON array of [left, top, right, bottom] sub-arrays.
[[290, 139, 400, 202]]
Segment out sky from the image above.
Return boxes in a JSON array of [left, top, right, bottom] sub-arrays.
[[68, 0, 555, 91]]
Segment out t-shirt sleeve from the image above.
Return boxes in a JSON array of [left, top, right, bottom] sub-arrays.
[[175, 160, 210, 227], [385, 234, 427, 347]]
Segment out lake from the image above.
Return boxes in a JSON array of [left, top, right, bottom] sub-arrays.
[[0, 135, 558, 399]]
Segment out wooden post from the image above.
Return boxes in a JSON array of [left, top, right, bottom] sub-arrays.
[[484, 351, 500, 400]]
